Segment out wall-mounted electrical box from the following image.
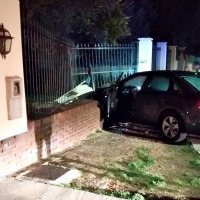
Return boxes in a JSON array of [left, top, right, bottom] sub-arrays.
[[6, 76, 23, 120]]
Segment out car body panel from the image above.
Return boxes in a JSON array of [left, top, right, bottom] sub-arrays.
[[94, 71, 200, 135]]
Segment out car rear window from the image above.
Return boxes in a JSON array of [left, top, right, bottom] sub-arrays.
[[183, 76, 200, 91]]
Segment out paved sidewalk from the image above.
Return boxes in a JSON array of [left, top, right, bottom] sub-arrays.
[[0, 177, 123, 200]]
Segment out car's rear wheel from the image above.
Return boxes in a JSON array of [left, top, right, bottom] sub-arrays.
[[159, 111, 185, 142]]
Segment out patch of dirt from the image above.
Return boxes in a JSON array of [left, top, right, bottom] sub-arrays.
[[12, 130, 200, 199]]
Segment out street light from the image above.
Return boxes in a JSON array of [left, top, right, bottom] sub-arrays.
[[0, 23, 14, 59]]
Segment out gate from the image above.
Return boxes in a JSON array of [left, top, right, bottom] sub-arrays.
[[71, 43, 138, 89]]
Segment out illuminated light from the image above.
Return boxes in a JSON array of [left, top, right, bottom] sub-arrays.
[[197, 101, 200, 109]]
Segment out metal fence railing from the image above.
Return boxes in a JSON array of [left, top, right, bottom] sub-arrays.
[[21, 18, 76, 118], [71, 43, 138, 89], [21, 17, 138, 118]]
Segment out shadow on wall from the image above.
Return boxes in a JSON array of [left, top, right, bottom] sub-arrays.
[[34, 116, 53, 160]]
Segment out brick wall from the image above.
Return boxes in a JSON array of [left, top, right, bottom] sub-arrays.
[[0, 100, 100, 177]]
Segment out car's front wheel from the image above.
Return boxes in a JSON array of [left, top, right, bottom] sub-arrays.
[[159, 111, 185, 142]]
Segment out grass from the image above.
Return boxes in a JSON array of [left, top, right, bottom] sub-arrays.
[[128, 147, 156, 173], [14, 131, 200, 199], [86, 129, 102, 139], [53, 135, 200, 198], [191, 178, 200, 187], [189, 158, 200, 167], [59, 183, 145, 200], [100, 190, 145, 200], [103, 147, 166, 189]]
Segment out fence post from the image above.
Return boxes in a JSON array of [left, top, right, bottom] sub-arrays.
[[177, 47, 186, 71], [157, 42, 167, 70], [138, 38, 153, 72], [168, 46, 178, 70]]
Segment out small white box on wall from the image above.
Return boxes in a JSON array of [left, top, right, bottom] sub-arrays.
[[5, 76, 23, 120]]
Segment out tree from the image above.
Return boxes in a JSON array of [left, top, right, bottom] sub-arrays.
[[123, 0, 155, 41], [20, 0, 130, 43]]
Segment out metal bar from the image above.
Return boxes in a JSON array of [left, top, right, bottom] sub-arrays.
[[105, 45, 109, 85], [80, 44, 85, 85], [50, 28, 54, 104], [71, 67, 138, 75], [36, 22, 42, 108], [47, 27, 51, 105], [61, 44, 65, 104], [101, 44, 104, 86], [94, 44, 98, 88], [72, 47, 137, 50], [116, 44, 120, 81], [125, 44, 130, 76], [29, 20, 36, 109], [97, 44, 101, 88], [68, 47, 73, 92], [91, 45, 95, 90], [32, 28, 74, 47], [22, 20, 28, 92], [58, 43, 61, 101], [36, 21, 43, 104], [84, 44, 88, 82], [54, 34, 58, 101], [76, 45, 81, 87], [43, 26, 48, 108], [108, 44, 112, 85], [33, 22, 40, 109], [119, 44, 124, 76]]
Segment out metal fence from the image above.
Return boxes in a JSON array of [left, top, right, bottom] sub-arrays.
[[21, 18, 138, 118], [21, 18, 76, 118], [71, 43, 138, 89]]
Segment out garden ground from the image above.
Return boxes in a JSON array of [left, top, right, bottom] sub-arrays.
[[12, 130, 200, 200]]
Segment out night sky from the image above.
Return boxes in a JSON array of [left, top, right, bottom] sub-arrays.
[[151, 0, 200, 47]]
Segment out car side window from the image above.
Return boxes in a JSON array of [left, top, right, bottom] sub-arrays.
[[147, 76, 179, 92], [124, 75, 147, 90]]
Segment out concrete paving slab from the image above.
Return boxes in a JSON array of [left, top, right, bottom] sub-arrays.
[[190, 137, 200, 155], [0, 177, 124, 200]]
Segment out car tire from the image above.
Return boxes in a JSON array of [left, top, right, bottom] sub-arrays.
[[158, 111, 185, 142]]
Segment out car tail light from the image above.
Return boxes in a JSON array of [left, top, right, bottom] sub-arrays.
[[197, 101, 200, 109]]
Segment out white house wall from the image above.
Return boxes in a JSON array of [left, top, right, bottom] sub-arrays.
[[0, 0, 27, 140]]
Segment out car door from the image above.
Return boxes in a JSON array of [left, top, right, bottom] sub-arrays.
[[116, 74, 148, 121], [133, 75, 181, 125], [106, 73, 124, 118]]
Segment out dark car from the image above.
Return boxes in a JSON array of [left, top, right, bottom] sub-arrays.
[[94, 71, 200, 142]]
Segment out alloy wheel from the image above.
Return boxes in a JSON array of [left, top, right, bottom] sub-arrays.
[[162, 116, 179, 138]]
